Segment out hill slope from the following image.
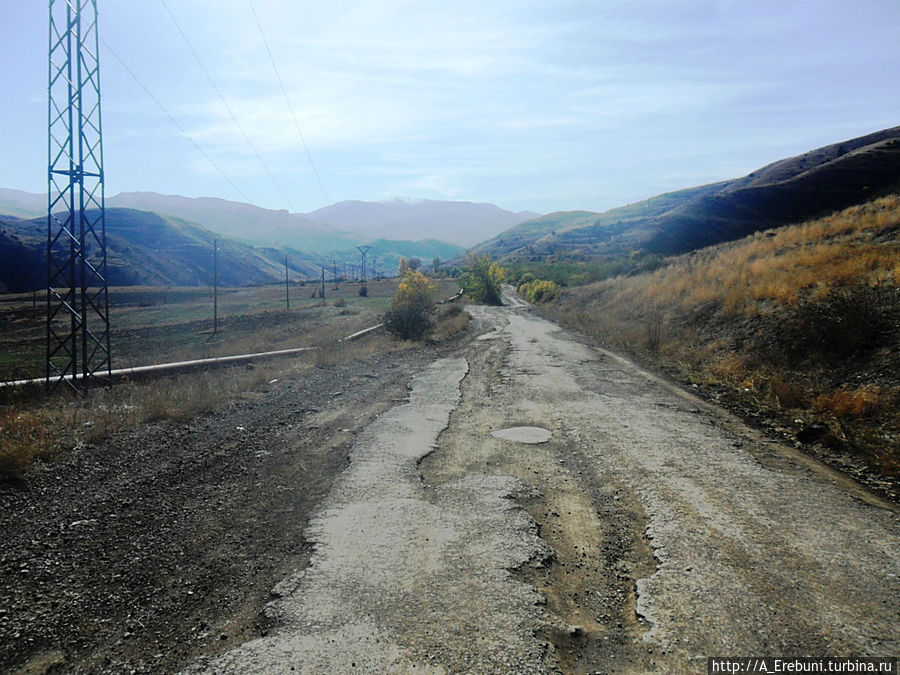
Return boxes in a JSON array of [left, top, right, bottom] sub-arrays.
[[107, 192, 361, 253], [0, 188, 46, 220], [540, 194, 900, 492], [478, 126, 900, 261], [0, 209, 322, 290]]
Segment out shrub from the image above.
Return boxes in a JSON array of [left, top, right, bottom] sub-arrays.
[[359, 284, 368, 297], [460, 253, 504, 305], [519, 279, 560, 303], [813, 386, 889, 421], [383, 270, 434, 340]]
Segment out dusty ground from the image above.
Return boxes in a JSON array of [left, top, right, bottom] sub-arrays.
[[0, 340, 461, 674], [2, 295, 899, 674]]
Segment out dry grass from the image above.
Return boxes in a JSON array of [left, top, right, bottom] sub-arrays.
[[543, 194, 900, 477], [0, 278, 464, 382], [0, 278, 469, 481], [621, 194, 900, 317], [0, 360, 294, 481], [426, 303, 471, 343], [1, 325, 428, 481]]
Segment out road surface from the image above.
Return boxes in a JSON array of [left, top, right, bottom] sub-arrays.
[[185, 294, 900, 674]]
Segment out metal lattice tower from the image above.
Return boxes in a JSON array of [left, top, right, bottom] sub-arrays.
[[47, 0, 111, 392], [357, 246, 370, 286]]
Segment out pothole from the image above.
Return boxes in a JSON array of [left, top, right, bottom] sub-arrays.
[[491, 426, 553, 444]]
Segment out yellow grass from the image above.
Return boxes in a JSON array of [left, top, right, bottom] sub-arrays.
[[542, 194, 900, 476], [610, 195, 900, 316]]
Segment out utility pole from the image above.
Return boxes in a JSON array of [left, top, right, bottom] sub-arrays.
[[320, 266, 326, 300], [332, 257, 339, 290], [47, 0, 110, 391], [284, 256, 290, 310], [213, 239, 218, 333]]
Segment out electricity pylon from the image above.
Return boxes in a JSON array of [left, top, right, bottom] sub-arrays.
[[357, 246, 370, 286], [47, 0, 110, 392]]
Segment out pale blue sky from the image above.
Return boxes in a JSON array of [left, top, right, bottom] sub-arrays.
[[1, 0, 898, 215]]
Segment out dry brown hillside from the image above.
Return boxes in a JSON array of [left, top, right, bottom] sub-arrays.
[[542, 195, 900, 495]]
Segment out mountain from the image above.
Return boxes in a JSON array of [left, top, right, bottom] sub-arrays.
[[3, 190, 535, 264], [107, 193, 537, 251], [476, 127, 900, 261], [107, 192, 361, 253], [304, 199, 540, 247], [0, 188, 46, 219], [0, 200, 469, 289], [0, 208, 322, 291]]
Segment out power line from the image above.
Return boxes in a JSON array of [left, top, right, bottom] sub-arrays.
[[160, 0, 296, 212], [247, 0, 328, 202], [100, 38, 253, 204]]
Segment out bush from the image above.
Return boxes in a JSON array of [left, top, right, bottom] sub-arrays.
[[518, 279, 560, 303], [383, 270, 434, 340], [460, 253, 504, 305], [359, 284, 368, 297]]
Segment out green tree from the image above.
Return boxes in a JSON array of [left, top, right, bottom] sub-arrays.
[[460, 253, 504, 305]]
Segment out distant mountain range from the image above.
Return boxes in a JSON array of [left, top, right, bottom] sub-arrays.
[[0, 206, 474, 292], [0, 190, 537, 252], [0, 208, 323, 292], [4, 126, 898, 291], [1, 192, 542, 290], [476, 126, 900, 261]]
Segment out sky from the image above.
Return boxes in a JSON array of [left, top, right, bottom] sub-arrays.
[[1, 0, 898, 216]]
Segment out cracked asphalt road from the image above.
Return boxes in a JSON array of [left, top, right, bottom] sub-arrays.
[[185, 294, 900, 673]]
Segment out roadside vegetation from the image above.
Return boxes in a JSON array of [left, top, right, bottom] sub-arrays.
[[535, 195, 900, 481], [503, 253, 664, 289], [517, 276, 561, 303], [383, 270, 435, 340], [460, 253, 504, 305]]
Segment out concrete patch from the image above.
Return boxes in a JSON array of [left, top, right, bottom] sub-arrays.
[[183, 356, 553, 674]]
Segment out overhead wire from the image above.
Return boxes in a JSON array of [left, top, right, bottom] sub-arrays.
[[246, 0, 329, 202], [100, 37, 253, 204], [159, 0, 298, 212]]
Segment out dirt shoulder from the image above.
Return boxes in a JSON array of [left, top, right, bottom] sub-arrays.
[[0, 336, 462, 674]]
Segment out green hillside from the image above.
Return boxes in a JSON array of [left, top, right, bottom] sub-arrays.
[[477, 127, 900, 263]]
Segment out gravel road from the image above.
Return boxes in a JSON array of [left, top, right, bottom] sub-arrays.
[[4, 294, 898, 673], [442, 299, 900, 672], [189, 294, 898, 673]]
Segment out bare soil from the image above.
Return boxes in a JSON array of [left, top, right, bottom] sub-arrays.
[[0, 337, 462, 674]]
